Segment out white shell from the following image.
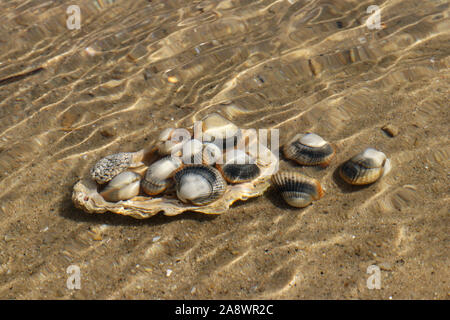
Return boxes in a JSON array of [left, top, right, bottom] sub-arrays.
[[298, 133, 327, 148], [175, 165, 226, 206], [202, 143, 222, 165], [157, 128, 191, 156], [180, 139, 204, 164], [141, 156, 182, 195], [100, 171, 141, 202], [361, 148, 387, 168], [201, 113, 241, 148]]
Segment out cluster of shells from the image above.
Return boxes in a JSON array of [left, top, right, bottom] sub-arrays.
[[72, 113, 391, 219], [73, 113, 279, 218]]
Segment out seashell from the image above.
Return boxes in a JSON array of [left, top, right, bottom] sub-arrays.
[[271, 171, 324, 208], [201, 142, 222, 165], [217, 149, 260, 184], [180, 139, 204, 165], [141, 156, 183, 195], [90, 150, 146, 184], [157, 127, 191, 156], [174, 165, 227, 206], [283, 133, 335, 167], [339, 148, 391, 185], [201, 113, 241, 149], [99, 171, 141, 202]]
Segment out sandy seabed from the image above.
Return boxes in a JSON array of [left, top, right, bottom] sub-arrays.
[[0, 0, 448, 299]]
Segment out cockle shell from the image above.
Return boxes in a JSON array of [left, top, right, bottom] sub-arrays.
[[157, 127, 191, 156], [180, 139, 204, 164], [283, 133, 335, 167], [141, 156, 182, 195], [99, 171, 141, 202], [201, 142, 222, 165], [72, 128, 279, 218], [174, 165, 226, 206], [271, 171, 324, 208], [339, 148, 391, 185], [201, 113, 241, 149], [217, 149, 261, 184]]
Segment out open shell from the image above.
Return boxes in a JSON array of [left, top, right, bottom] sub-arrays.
[[72, 129, 279, 218]]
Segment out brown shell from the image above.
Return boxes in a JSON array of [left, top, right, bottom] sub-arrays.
[[339, 148, 391, 185]]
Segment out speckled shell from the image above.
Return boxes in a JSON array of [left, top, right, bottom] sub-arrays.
[[271, 171, 324, 208], [283, 133, 335, 166], [174, 165, 227, 206], [100, 171, 141, 202], [141, 156, 182, 195], [339, 148, 391, 185], [90, 150, 146, 184]]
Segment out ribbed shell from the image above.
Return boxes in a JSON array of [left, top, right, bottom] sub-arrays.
[[174, 165, 226, 206], [283, 133, 334, 166], [142, 156, 182, 195], [339, 148, 389, 185], [271, 171, 324, 208], [218, 164, 260, 184], [217, 149, 260, 183]]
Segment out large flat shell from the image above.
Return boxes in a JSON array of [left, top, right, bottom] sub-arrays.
[[72, 131, 278, 218]]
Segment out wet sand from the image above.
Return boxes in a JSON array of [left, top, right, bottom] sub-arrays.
[[0, 0, 449, 299]]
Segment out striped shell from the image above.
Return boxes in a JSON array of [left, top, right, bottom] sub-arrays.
[[283, 133, 335, 166], [217, 149, 260, 184], [271, 171, 324, 208], [174, 165, 227, 206], [339, 148, 391, 185], [141, 156, 182, 195]]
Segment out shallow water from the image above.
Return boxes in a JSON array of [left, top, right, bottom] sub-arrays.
[[0, 0, 448, 299]]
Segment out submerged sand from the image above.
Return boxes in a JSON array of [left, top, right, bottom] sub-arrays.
[[0, 0, 448, 299]]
